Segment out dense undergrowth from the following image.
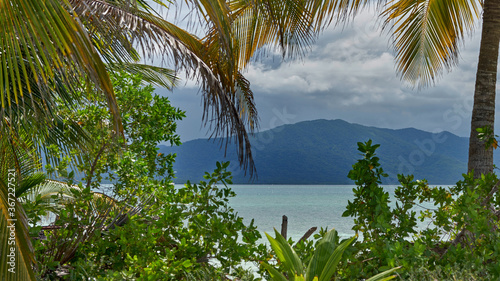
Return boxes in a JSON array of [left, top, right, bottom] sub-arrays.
[[20, 73, 500, 280]]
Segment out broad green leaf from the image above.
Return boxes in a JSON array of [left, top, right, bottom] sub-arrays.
[[265, 229, 304, 277], [306, 228, 340, 281], [261, 262, 289, 281], [318, 236, 356, 281]]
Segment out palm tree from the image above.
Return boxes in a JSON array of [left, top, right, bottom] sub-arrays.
[[466, 0, 500, 177], [381, 0, 495, 178], [314, 0, 495, 178]]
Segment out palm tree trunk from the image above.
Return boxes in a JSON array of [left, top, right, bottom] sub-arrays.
[[468, 0, 500, 178]]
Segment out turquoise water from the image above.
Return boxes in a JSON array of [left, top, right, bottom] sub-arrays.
[[226, 184, 442, 243], [226, 185, 358, 241]]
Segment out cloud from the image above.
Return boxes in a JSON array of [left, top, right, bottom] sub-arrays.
[[237, 9, 489, 137], [163, 8, 498, 142]]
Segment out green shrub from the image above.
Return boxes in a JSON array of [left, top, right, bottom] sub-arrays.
[[29, 72, 265, 280], [261, 228, 399, 281], [342, 140, 500, 279]]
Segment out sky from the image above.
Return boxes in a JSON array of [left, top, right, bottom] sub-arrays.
[[155, 9, 496, 143]]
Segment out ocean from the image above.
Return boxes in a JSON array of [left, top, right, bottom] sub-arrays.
[[225, 184, 358, 242], [222, 184, 441, 244]]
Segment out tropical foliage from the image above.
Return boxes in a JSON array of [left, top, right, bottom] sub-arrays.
[[24, 72, 264, 279], [261, 228, 399, 281], [0, 1, 341, 278], [3, 0, 499, 279], [342, 140, 500, 279]]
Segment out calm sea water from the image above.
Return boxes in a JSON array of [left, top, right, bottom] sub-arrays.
[[223, 184, 440, 243], [226, 185, 359, 242]]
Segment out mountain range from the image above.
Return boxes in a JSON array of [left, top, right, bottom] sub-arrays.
[[160, 119, 499, 185]]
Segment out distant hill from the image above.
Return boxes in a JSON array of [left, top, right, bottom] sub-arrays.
[[160, 119, 498, 185]]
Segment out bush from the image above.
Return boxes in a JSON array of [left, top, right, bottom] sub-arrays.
[[342, 140, 500, 279], [29, 72, 265, 280]]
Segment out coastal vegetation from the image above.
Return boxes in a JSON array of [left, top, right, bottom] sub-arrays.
[[5, 72, 499, 279], [342, 141, 500, 279], [260, 140, 500, 280], [10, 72, 266, 279], [2, 0, 500, 280], [1, 0, 338, 279]]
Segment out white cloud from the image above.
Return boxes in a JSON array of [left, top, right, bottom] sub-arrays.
[[164, 8, 497, 141]]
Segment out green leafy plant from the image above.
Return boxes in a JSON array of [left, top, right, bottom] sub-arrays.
[[30, 72, 265, 279], [343, 140, 392, 244], [261, 228, 399, 281], [343, 140, 500, 279]]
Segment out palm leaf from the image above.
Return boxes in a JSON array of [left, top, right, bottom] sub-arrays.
[[70, 0, 223, 94], [365, 266, 401, 281], [229, 0, 316, 66], [0, 0, 122, 135], [15, 172, 46, 199], [0, 134, 38, 280], [18, 179, 81, 207], [107, 63, 179, 89], [228, 0, 379, 67], [1, 75, 90, 170], [382, 0, 481, 87]]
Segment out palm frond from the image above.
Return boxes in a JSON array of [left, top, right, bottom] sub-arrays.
[[228, 0, 380, 67], [234, 72, 258, 129], [229, 0, 317, 66], [1, 68, 90, 169], [107, 63, 179, 89], [72, 0, 259, 175], [18, 179, 81, 206], [0, 134, 38, 280], [70, 0, 213, 81], [382, 0, 481, 87], [0, 0, 122, 135], [15, 172, 46, 199]]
